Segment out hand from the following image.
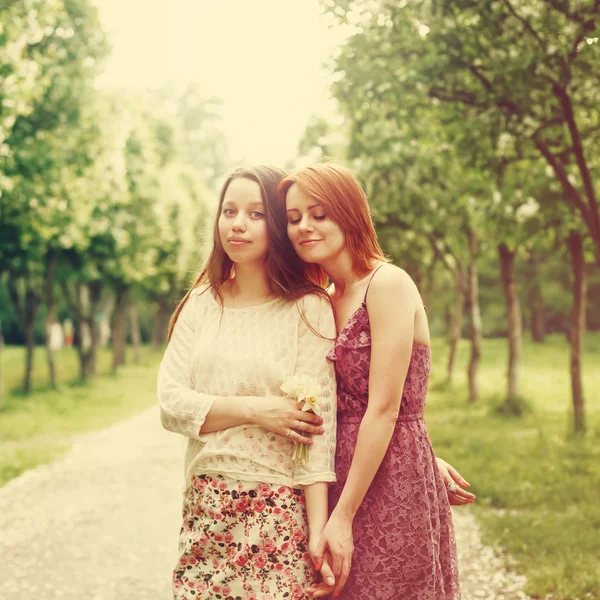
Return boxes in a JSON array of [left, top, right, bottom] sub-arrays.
[[250, 397, 324, 446], [307, 537, 335, 598], [436, 457, 475, 505], [311, 511, 353, 597], [306, 551, 336, 598]]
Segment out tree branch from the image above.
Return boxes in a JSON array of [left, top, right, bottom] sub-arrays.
[[502, 0, 546, 47], [553, 83, 600, 241]]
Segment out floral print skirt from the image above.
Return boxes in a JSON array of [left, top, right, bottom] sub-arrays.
[[173, 474, 315, 600]]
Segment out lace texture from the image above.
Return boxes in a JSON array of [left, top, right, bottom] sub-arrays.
[[327, 301, 460, 600]]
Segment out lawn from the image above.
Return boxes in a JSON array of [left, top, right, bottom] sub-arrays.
[[0, 345, 163, 486], [426, 333, 600, 600]]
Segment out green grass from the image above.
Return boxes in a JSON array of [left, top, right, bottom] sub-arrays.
[[0, 345, 162, 486], [426, 333, 600, 600]]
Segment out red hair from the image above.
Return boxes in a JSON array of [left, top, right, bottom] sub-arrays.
[[167, 166, 328, 342], [278, 162, 388, 275]]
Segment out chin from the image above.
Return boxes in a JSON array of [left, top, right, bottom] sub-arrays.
[[296, 249, 327, 265]]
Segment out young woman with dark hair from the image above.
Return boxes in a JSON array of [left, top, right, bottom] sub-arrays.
[[158, 166, 338, 599]]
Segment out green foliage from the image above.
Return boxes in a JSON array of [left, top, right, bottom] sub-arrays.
[[324, 0, 600, 262], [0, 2, 229, 355]]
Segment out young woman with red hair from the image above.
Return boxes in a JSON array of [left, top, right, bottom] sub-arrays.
[[280, 162, 472, 599], [158, 166, 339, 599]]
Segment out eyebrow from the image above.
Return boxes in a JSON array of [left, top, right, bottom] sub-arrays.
[[286, 204, 321, 213], [223, 200, 264, 207]]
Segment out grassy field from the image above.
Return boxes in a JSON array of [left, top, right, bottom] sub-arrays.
[[0, 335, 598, 599], [426, 333, 600, 600], [0, 345, 162, 486]]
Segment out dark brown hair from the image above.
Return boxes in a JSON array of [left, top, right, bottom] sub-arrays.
[[168, 166, 329, 341]]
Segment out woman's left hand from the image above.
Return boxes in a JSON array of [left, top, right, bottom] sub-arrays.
[[436, 457, 475, 505], [309, 511, 354, 597]]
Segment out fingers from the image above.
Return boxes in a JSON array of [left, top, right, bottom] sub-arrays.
[[296, 410, 324, 426], [452, 488, 476, 502], [295, 419, 325, 436], [448, 464, 470, 487], [449, 495, 473, 506], [312, 538, 327, 570], [332, 554, 352, 597], [306, 583, 335, 598], [319, 558, 336, 587], [313, 584, 335, 598], [288, 430, 313, 446], [330, 549, 343, 579]]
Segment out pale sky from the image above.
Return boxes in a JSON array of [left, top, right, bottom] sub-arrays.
[[93, 0, 344, 166]]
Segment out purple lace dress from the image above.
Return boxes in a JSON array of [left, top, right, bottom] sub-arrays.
[[327, 298, 460, 600]]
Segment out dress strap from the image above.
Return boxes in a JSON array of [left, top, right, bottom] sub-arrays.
[[364, 263, 387, 303]]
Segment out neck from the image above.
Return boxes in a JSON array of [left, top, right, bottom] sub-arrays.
[[320, 249, 370, 295], [228, 261, 273, 300]]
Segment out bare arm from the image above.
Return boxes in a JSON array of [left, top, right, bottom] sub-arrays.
[[334, 268, 416, 516], [312, 267, 418, 596], [158, 294, 323, 444]]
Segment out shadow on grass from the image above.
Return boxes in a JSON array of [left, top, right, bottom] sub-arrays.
[[488, 395, 534, 418]]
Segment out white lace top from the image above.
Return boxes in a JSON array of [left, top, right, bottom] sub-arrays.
[[158, 286, 337, 491]]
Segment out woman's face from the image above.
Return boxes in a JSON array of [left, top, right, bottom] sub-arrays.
[[285, 183, 345, 265], [218, 178, 269, 265]]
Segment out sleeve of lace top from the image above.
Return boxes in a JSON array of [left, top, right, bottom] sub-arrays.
[[292, 293, 337, 486], [157, 294, 216, 440]]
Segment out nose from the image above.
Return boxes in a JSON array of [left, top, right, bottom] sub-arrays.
[[298, 214, 314, 233], [231, 212, 247, 232]]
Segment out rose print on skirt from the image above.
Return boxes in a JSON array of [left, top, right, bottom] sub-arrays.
[[174, 474, 316, 600]]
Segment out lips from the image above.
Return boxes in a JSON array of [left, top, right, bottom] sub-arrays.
[[228, 236, 250, 244], [299, 239, 322, 246]]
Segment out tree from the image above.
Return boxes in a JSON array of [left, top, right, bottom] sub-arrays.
[[0, 0, 108, 390]]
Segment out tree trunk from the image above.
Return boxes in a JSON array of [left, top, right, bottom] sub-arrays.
[[567, 232, 586, 433], [526, 255, 545, 342], [23, 284, 39, 393], [129, 306, 142, 364], [99, 294, 115, 348], [112, 286, 128, 371], [44, 254, 58, 389], [69, 281, 103, 380], [467, 228, 481, 404], [151, 302, 170, 349], [498, 243, 522, 413], [7, 273, 39, 393], [529, 292, 546, 342], [446, 280, 464, 382]]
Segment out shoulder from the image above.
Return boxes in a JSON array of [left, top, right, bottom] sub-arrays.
[[367, 264, 419, 312], [299, 291, 332, 313], [178, 285, 213, 322], [297, 292, 336, 338], [191, 283, 213, 299]]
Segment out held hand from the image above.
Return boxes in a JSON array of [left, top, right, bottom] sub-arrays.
[[311, 512, 354, 597], [307, 537, 335, 598], [250, 397, 324, 446], [306, 551, 336, 598], [436, 457, 476, 505]]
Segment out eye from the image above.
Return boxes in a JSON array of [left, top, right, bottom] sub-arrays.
[[288, 217, 301, 225], [251, 211, 264, 218], [222, 207, 235, 216], [313, 214, 326, 221]]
